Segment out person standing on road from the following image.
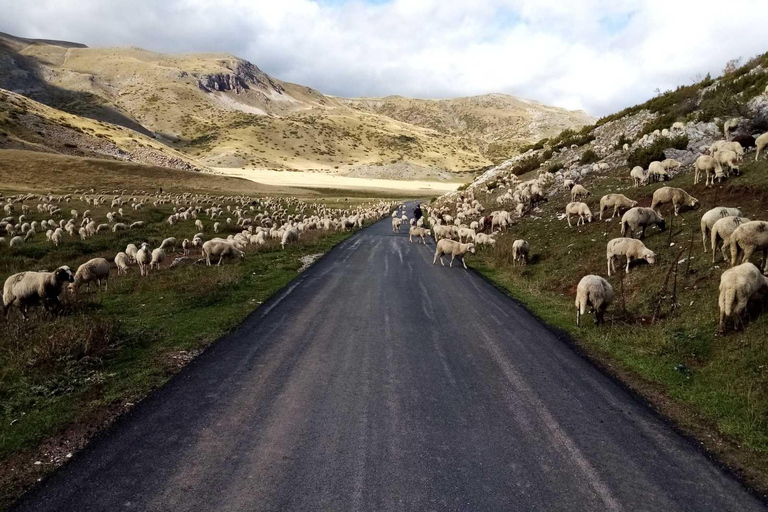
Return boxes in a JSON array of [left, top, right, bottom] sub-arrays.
[[413, 204, 423, 224]]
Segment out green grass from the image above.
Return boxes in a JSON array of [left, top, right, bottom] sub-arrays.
[[0, 186, 380, 508], [463, 157, 768, 491]]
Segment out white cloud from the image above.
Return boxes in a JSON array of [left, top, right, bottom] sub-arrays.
[[1, 0, 767, 115]]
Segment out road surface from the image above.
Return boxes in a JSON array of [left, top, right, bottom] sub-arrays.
[[14, 203, 765, 511]]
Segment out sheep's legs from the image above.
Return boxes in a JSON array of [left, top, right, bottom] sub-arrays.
[[449, 255, 454, 268], [462, 257, 467, 270]]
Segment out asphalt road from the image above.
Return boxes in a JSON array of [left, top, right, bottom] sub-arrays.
[[14, 203, 766, 512]]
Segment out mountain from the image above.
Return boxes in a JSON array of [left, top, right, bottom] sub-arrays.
[[0, 32, 594, 179]]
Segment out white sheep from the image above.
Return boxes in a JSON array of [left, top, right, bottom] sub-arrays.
[[729, 221, 768, 272], [392, 217, 402, 232], [409, 226, 431, 244], [599, 194, 637, 220], [2, 266, 75, 319], [115, 252, 131, 275], [70, 258, 111, 293], [136, 243, 151, 276], [651, 187, 699, 217], [570, 184, 590, 202], [458, 227, 476, 242], [630, 166, 647, 187], [473, 232, 496, 247], [711, 216, 750, 263], [715, 149, 740, 177], [281, 228, 299, 249], [606, 238, 656, 276], [694, 155, 721, 186], [565, 202, 592, 227], [159, 237, 177, 252], [700, 207, 742, 252], [756, 132, 768, 161], [620, 207, 666, 239], [432, 239, 475, 269], [512, 239, 530, 266], [195, 219, 204, 231], [575, 275, 615, 327], [126, 243, 138, 263], [9, 236, 23, 248], [182, 238, 191, 255], [718, 263, 768, 334], [202, 239, 245, 265], [150, 248, 166, 271]]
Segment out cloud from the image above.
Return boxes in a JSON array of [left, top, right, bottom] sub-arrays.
[[1, 0, 768, 116]]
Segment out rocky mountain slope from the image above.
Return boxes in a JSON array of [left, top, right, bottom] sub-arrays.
[[0, 32, 592, 178]]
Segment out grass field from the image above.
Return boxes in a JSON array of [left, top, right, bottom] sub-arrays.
[[463, 158, 768, 494], [0, 152, 398, 508]]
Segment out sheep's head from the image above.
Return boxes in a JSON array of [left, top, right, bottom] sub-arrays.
[[467, 244, 476, 254], [55, 266, 75, 283], [689, 197, 700, 208], [630, 200, 638, 208], [643, 250, 656, 265], [657, 218, 667, 231]]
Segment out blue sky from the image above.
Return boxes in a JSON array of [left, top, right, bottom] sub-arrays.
[[1, 0, 768, 116]]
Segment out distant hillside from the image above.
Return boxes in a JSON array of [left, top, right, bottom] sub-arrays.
[[0, 32, 593, 178], [338, 94, 593, 162]]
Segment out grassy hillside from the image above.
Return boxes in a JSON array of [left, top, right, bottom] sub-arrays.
[[433, 51, 768, 495], [0, 32, 592, 176]]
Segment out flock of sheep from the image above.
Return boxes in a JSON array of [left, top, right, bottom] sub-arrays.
[[426, 124, 768, 334], [1, 190, 393, 320]]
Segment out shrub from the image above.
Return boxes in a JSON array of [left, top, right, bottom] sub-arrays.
[[614, 133, 631, 150], [627, 135, 689, 169], [696, 84, 749, 123], [541, 149, 553, 161], [579, 149, 600, 165], [546, 161, 564, 173], [510, 154, 542, 176]]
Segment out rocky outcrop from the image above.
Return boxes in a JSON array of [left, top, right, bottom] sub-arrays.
[[196, 60, 285, 97]]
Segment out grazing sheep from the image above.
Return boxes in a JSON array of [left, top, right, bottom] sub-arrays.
[[136, 243, 151, 276], [214, 222, 221, 233], [126, 243, 138, 263], [716, 149, 740, 177], [606, 238, 656, 276], [511, 239, 530, 266], [202, 239, 245, 266], [24, 228, 35, 242], [565, 202, 592, 227], [281, 228, 299, 249], [630, 166, 647, 187], [570, 184, 590, 202], [473, 232, 496, 247], [195, 219, 204, 231], [9, 236, 23, 248], [711, 216, 750, 263], [150, 248, 166, 271], [3, 266, 74, 319], [723, 118, 740, 139], [621, 207, 666, 239], [409, 226, 431, 244], [599, 194, 637, 220], [50, 229, 63, 247], [729, 221, 768, 272], [70, 258, 111, 293], [115, 252, 130, 275], [458, 227, 476, 242], [129, 221, 145, 229], [159, 237, 177, 252], [432, 239, 475, 269], [756, 132, 768, 161], [718, 263, 768, 334], [700, 207, 742, 252], [648, 161, 670, 183], [112, 223, 127, 232], [651, 187, 699, 216], [182, 238, 191, 256], [575, 275, 615, 327], [694, 155, 721, 185]]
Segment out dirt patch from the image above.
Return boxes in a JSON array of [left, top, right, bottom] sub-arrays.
[[298, 253, 324, 273]]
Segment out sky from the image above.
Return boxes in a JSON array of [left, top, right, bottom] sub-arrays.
[[2, 0, 768, 117]]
